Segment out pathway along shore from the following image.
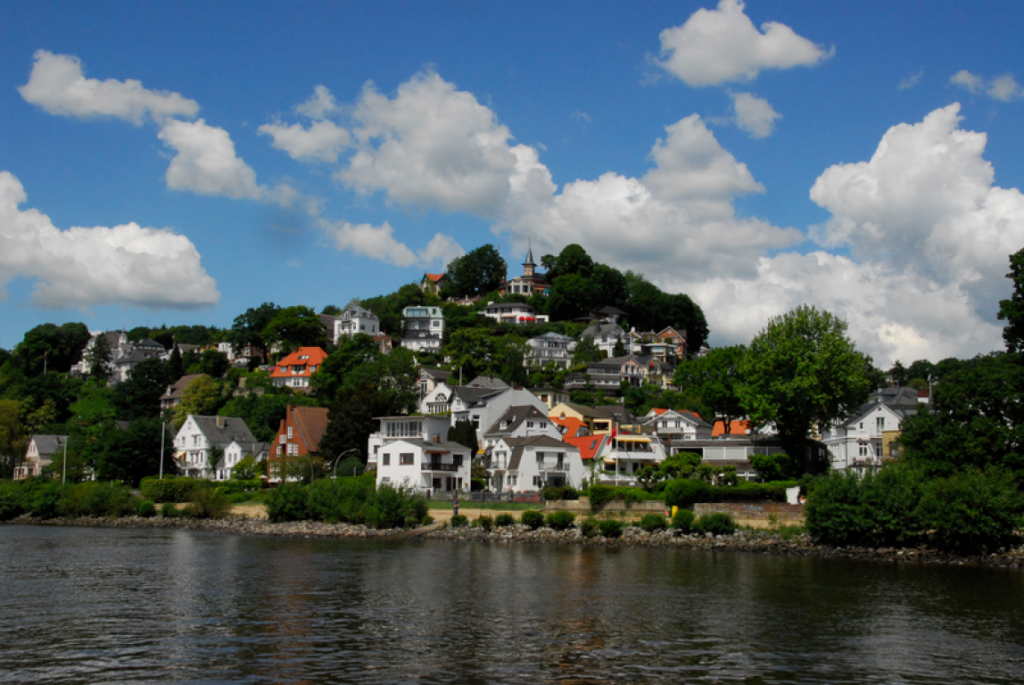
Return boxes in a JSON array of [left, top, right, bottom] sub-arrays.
[[6, 512, 1024, 571]]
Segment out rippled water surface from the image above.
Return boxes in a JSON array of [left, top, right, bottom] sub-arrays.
[[2, 525, 1024, 683]]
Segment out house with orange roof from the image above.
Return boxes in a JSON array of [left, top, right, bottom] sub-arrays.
[[269, 347, 328, 392], [712, 419, 754, 437], [642, 408, 713, 453], [268, 404, 330, 482], [420, 272, 448, 296], [550, 416, 586, 439]]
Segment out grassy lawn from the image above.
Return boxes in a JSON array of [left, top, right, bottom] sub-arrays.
[[426, 500, 542, 511]]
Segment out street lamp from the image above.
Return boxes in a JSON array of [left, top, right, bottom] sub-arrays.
[[332, 448, 361, 478], [60, 436, 67, 485]]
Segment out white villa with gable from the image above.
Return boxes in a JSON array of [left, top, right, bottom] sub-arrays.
[[369, 416, 472, 494]]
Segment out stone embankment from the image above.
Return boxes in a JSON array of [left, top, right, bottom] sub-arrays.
[[8, 514, 1024, 570]]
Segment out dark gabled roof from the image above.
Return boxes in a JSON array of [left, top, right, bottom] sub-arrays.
[[30, 435, 68, 457], [192, 416, 257, 446], [452, 385, 507, 407], [581, 322, 625, 339], [483, 405, 548, 437], [166, 374, 205, 400], [136, 338, 167, 350], [341, 305, 379, 321], [592, 405, 634, 423], [318, 314, 338, 329], [467, 375, 510, 390], [597, 306, 626, 316], [504, 435, 576, 470], [421, 367, 452, 382]]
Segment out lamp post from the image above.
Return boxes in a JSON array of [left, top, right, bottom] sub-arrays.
[[332, 448, 361, 478], [60, 436, 67, 486]]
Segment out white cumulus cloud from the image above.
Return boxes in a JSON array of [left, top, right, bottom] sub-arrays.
[[656, 0, 830, 87], [0, 171, 218, 309], [335, 72, 521, 217], [729, 91, 781, 138], [318, 219, 464, 268], [159, 119, 263, 199], [258, 120, 351, 162], [18, 50, 199, 124], [296, 85, 339, 119], [950, 70, 1023, 102], [677, 103, 1024, 365]]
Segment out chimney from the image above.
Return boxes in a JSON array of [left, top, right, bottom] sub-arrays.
[[216, 416, 225, 428], [433, 434, 440, 443]]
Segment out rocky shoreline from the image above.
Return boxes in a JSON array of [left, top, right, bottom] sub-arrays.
[[6, 514, 1023, 570]]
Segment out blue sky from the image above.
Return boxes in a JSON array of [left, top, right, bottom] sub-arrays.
[[3, 1, 1024, 366]]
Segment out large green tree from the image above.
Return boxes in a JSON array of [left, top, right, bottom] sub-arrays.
[[230, 302, 280, 363], [262, 305, 328, 355], [674, 346, 746, 433], [85, 333, 113, 381], [738, 305, 870, 470], [171, 375, 225, 428], [442, 244, 507, 298], [998, 247, 1024, 354], [13, 322, 91, 377], [900, 352, 1024, 480], [0, 399, 27, 479], [111, 357, 170, 422]]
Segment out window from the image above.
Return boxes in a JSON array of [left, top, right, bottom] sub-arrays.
[[287, 426, 293, 439], [400, 453, 414, 465], [526, 421, 535, 429], [382, 454, 391, 465], [876, 417, 885, 431], [859, 444, 868, 457]]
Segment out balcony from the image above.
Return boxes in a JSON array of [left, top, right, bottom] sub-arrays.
[[537, 461, 567, 472], [422, 461, 459, 472]]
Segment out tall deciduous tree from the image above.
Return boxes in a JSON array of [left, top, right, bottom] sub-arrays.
[[261, 305, 327, 355], [172, 375, 224, 428], [442, 244, 507, 298], [14, 322, 91, 377], [85, 334, 113, 381], [112, 357, 170, 421], [738, 305, 870, 470], [674, 346, 746, 433], [231, 302, 280, 363], [0, 399, 27, 479], [998, 247, 1024, 354]]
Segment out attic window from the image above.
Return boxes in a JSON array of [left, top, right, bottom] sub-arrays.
[[299, 355, 309, 360]]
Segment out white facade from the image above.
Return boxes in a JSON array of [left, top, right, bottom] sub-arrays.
[[481, 405, 562, 450], [174, 415, 258, 480], [822, 403, 904, 471], [419, 381, 454, 415], [488, 436, 585, 492], [371, 416, 472, 494], [334, 306, 381, 343], [222, 440, 269, 480], [643, 409, 713, 445], [482, 301, 549, 325], [598, 434, 668, 481], [525, 332, 576, 369], [451, 387, 549, 446], [401, 306, 445, 352]]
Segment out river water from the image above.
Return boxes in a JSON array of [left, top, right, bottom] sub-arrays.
[[2, 525, 1023, 684]]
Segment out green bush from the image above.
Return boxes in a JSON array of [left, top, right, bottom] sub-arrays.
[[136, 499, 157, 517], [188, 487, 232, 519], [520, 510, 544, 530], [638, 513, 668, 532], [307, 477, 374, 523], [0, 482, 26, 521], [671, 508, 696, 533], [544, 486, 580, 501], [695, 512, 736, 536], [140, 476, 210, 503], [160, 501, 179, 518], [546, 510, 576, 531], [214, 479, 263, 495], [365, 485, 426, 529], [663, 479, 711, 508], [916, 468, 1023, 555], [471, 478, 486, 491], [26, 481, 65, 519], [861, 464, 925, 547], [265, 482, 311, 523], [805, 470, 869, 546], [588, 484, 615, 510], [475, 515, 494, 531], [579, 517, 599, 538], [597, 519, 625, 538], [450, 514, 469, 528], [494, 513, 515, 527], [617, 487, 648, 503]]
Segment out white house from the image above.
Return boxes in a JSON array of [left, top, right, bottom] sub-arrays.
[[596, 433, 668, 483], [370, 416, 472, 494], [401, 305, 445, 353], [174, 415, 259, 480], [481, 404, 561, 450], [822, 388, 920, 471], [525, 331, 576, 369], [488, 436, 585, 492], [450, 383, 549, 446], [13, 434, 68, 480], [579, 321, 635, 357], [642, 408, 713, 449], [335, 305, 381, 343], [482, 301, 549, 325], [223, 440, 270, 478], [420, 381, 455, 415]]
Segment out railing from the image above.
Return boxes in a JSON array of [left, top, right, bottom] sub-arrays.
[[422, 462, 458, 472], [537, 461, 567, 471]]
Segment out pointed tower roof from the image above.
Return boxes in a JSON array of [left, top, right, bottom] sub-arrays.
[[523, 239, 535, 266]]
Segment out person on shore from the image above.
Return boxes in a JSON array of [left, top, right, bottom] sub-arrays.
[[453, 494, 459, 518]]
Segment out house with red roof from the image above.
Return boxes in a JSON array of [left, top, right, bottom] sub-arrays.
[[269, 347, 328, 392], [268, 404, 330, 482], [420, 272, 448, 296]]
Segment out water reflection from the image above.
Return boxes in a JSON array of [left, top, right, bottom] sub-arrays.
[[2, 526, 1023, 684]]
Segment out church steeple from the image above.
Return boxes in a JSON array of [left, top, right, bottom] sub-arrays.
[[523, 239, 535, 277]]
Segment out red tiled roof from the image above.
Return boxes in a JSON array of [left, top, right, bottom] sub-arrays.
[[425, 273, 445, 282], [290, 405, 330, 453], [550, 416, 585, 438], [270, 347, 328, 379], [565, 434, 608, 461], [712, 419, 753, 437]]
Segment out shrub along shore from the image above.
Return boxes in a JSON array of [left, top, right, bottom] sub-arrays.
[[4, 506, 1023, 571]]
